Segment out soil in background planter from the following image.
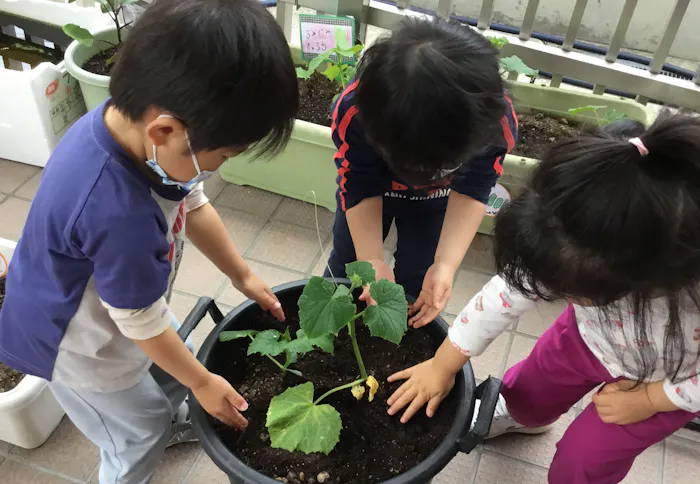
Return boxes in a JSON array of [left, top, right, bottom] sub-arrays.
[[297, 70, 342, 127], [212, 310, 458, 484], [0, 33, 62, 69], [511, 110, 582, 159], [82, 46, 120, 77], [0, 278, 24, 393]]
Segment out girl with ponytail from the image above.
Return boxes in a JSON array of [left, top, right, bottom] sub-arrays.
[[386, 112, 700, 483]]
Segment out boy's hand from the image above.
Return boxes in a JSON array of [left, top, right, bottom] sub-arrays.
[[234, 273, 285, 321], [386, 358, 456, 423], [359, 258, 395, 305], [409, 262, 455, 328], [592, 380, 658, 425], [192, 373, 249, 429]]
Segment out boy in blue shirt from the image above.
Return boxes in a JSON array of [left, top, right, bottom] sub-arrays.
[[325, 19, 517, 326], [0, 0, 298, 482]]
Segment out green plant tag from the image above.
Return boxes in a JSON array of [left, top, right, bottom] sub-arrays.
[[248, 330, 287, 357], [62, 24, 95, 47], [364, 280, 408, 344], [299, 277, 356, 338], [346, 261, 376, 290], [219, 329, 258, 342], [500, 56, 538, 77], [267, 382, 342, 454]]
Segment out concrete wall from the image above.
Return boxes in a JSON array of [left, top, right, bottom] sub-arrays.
[[410, 0, 700, 62]]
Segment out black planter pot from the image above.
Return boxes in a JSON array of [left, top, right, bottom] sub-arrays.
[[179, 280, 501, 484]]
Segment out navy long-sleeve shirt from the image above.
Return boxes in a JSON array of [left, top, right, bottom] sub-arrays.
[[331, 80, 518, 212]]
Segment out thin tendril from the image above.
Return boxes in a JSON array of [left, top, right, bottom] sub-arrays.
[[304, 190, 336, 283]]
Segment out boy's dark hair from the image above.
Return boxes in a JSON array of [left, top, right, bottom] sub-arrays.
[[494, 112, 700, 384], [355, 18, 505, 183], [110, 0, 298, 156]]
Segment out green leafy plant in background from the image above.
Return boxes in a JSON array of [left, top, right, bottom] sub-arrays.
[[568, 105, 629, 126], [219, 327, 334, 378], [488, 36, 539, 79], [265, 261, 408, 454], [296, 41, 365, 92], [64, 0, 137, 48]]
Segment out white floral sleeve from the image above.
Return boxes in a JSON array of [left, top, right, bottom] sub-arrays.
[[447, 275, 537, 357], [663, 375, 700, 413]]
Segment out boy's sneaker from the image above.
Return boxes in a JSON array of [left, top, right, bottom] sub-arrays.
[[167, 401, 198, 447], [472, 394, 552, 439]]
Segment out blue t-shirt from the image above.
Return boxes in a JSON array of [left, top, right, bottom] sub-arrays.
[[0, 103, 208, 391]]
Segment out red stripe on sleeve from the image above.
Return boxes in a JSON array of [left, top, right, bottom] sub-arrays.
[[493, 156, 504, 176], [331, 80, 359, 132], [500, 116, 515, 154], [504, 93, 518, 129], [336, 105, 359, 212]]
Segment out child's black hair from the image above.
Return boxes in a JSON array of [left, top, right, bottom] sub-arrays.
[[110, 0, 298, 156], [494, 112, 700, 383], [355, 18, 505, 183]]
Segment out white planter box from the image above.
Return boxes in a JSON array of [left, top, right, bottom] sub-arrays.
[[0, 0, 111, 166], [0, 238, 65, 449]]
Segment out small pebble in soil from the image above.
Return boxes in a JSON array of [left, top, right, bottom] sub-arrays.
[[299, 472, 305, 481], [317, 471, 330, 483], [260, 432, 269, 442]]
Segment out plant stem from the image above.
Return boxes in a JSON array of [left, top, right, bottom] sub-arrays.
[[314, 377, 367, 405], [347, 320, 368, 380], [264, 354, 288, 372]]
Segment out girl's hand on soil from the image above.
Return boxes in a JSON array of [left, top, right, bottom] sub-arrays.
[[192, 372, 249, 429], [592, 380, 659, 425], [386, 358, 456, 424], [359, 258, 395, 305], [234, 272, 285, 322], [409, 263, 455, 328]]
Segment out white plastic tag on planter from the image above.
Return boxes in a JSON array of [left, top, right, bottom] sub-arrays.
[[485, 183, 511, 217]]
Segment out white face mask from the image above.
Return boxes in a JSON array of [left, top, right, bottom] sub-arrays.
[[145, 115, 214, 191]]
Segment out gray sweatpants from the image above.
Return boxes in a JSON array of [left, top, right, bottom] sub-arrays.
[[48, 322, 194, 484]]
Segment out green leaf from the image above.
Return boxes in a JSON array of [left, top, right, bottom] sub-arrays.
[[298, 277, 356, 338], [567, 105, 606, 116], [335, 27, 350, 50], [364, 279, 408, 344], [296, 66, 313, 80], [63, 24, 95, 47], [288, 329, 335, 355], [281, 327, 292, 343], [248, 329, 286, 357], [307, 50, 333, 73], [350, 44, 364, 55], [121, 0, 142, 5], [604, 109, 628, 124], [500, 55, 538, 77], [266, 382, 342, 454], [219, 329, 258, 342], [323, 64, 341, 81], [489, 36, 509, 49], [345, 261, 376, 288]]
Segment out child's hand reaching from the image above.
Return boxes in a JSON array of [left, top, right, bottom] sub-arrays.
[[359, 258, 395, 305], [234, 272, 285, 322], [592, 380, 678, 425], [386, 358, 456, 423], [192, 372, 249, 429], [409, 262, 455, 328]]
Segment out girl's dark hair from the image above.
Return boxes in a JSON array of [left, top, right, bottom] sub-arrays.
[[355, 18, 505, 184], [110, 0, 298, 156], [495, 112, 700, 383]]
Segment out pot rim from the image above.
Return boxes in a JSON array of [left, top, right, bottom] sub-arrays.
[[189, 279, 476, 484], [64, 26, 116, 86]]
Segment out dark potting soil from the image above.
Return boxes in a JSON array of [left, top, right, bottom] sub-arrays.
[[297, 70, 342, 127], [0, 278, 24, 393], [511, 110, 582, 159], [82, 46, 119, 77], [213, 312, 458, 484]]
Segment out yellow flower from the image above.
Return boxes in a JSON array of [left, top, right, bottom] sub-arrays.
[[366, 375, 379, 402], [351, 384, 366, 400]]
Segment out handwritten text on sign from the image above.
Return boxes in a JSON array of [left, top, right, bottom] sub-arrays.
[[301, 22, 353, 56]]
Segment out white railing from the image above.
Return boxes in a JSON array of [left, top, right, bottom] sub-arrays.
[[276, 0, 700, 110]]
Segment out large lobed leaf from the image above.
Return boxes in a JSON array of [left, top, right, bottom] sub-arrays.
[[63, 24, 95, 47], [286, 329, 335, 355], [500, 55, 538, 77], [266, 382, 342, 455], [298, 277, 356, 338], [219, 329, 258, 342], [363, 279, 408, 344], [248, 329, 286, 357]]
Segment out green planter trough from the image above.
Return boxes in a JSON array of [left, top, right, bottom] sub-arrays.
[[221, 65, 655, 234]]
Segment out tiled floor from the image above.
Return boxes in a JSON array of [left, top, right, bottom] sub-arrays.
[[1, 159, 699, 483]]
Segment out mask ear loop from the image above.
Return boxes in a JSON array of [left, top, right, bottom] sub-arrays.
[[184, 130, 203, 176]]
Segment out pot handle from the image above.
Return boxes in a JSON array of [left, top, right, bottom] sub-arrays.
[[457, 376, 503, 454], [177, 296, 225, 342]]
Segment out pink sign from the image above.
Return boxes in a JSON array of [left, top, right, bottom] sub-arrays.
[[301, 20, 353, 56]]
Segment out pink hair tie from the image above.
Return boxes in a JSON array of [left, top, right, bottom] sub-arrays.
[[628, 137, 649, 156]]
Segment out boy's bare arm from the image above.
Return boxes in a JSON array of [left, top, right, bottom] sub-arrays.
[[410, 191, 485, 328], [186, 203, 284, 320], [133, 326, 248, 429]]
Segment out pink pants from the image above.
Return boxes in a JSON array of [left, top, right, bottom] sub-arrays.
[[502, 305, 699, 484]]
